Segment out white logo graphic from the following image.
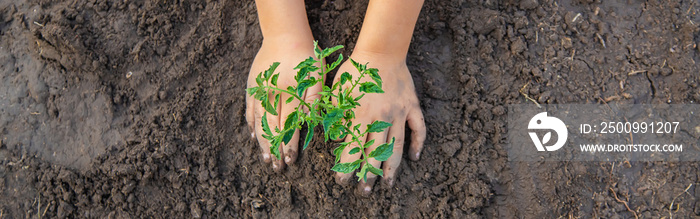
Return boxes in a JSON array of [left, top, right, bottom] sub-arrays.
[[528, 112, 568, 151]]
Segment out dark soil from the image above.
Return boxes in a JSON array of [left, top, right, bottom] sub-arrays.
[[1, 0, 699, 218]]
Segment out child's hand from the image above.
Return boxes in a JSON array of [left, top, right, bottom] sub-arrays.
[[245, 38, 322, 172], [332, 50, 426, 195]]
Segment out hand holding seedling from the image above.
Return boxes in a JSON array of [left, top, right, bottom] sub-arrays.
[[332, 51, 426, 194], [245, 39, 321, 172], [246, 0, 321, 171], [332, 0, 426, 194], [247, 42, 402, 184], [246, 0, 426, 195]]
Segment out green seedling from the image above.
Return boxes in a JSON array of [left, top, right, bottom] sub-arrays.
[[246, 41, 394, 182]]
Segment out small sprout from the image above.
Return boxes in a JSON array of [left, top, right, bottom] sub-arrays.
[[246, 41, 392, 182]]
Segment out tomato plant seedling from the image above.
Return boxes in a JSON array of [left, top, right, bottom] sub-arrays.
[[246, 41, 394, 182]]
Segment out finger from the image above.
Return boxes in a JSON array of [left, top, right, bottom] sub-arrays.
[[335, 118, 370, 185], [254, 106, 274, 164], [280, 93, 301, 165], [381, 118, 405, 188], [302, 78, 323, 114], [269, 113, 286, 172], [264, 88, 288, 172], [358, 129, 387, 195], [407, 106, 426, 161], [245, 91, 255, 139]]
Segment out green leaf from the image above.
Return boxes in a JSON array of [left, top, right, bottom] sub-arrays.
[[261, 113, 273, 136], [285, 96, 294, 104], [262, 96, 278, 116], [366, 68, 382, 87], [327, 124, 344, 142], [255, 75, 264, 87], [346, 95, 357, 106], [349, 58, 365, 73], [353, 93, 365, 102], [313, 41, 322, 59], [281, 129, 294, 145], [366, 163, 383, 177], [294, 57, 317, 70], [283, 111, 298, 130], [261, 133, 273, 141], [322, 94, 331, 105], [367, 121, 392, 133], [328, 54, 344, 72], [296, 79, 317, 97], [245, 87, 258, 96], [264, 62, 280, 80], [294, 57, 316, 82], [339, 72, 352, 85], [338, 89, 345, 104], [322, 108, 344, 131], [343, 110, 355, 120], [270, 144, 281, 160], [368, 137, 394, 161], [270, 140, 281, 159], [348, 147, 360, 155], [303, 65, 320, 74], [330, 81, 340, 94], [331, 160, 361, 173], [296, 70, 309, 84], [321, 45, 344, 58], [356, 164, 369, 181], [271, 74, 279, 86], [359, 82, 384, 93], [365, 139, 375, 148], [333, 142, 349, 162], [274, 93, 280, 108], [303, 125, 314, 150], [307, 113, 320, 125], [253, 88, 266, 101]]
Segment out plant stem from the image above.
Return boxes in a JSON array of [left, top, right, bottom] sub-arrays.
[[334, 67, 372, 168], [259, 85, 312, 109], [348, 68, 367, 95], [341, 121, 368, 166]]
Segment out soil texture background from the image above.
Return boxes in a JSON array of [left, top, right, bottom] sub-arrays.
[[0, 0, 699, 218]]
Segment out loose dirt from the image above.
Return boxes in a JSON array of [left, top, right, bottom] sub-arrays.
[[1, 0, 698, 218]]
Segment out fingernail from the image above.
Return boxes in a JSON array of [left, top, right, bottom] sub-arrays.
[[273, 160, 285, 172], [335, 174, 350, 185], [415, 152, 421, 159], [383, 178, 394, 187], [251, 133, 255, 139], [364, 185, 372, 193], [262, 154, 270, 162], [284, 156, 292, 164]]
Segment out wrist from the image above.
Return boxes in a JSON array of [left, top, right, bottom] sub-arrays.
[[256, 0, 313, 49], [261, 33, 315, 51], [349, 49, 407, 66]]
